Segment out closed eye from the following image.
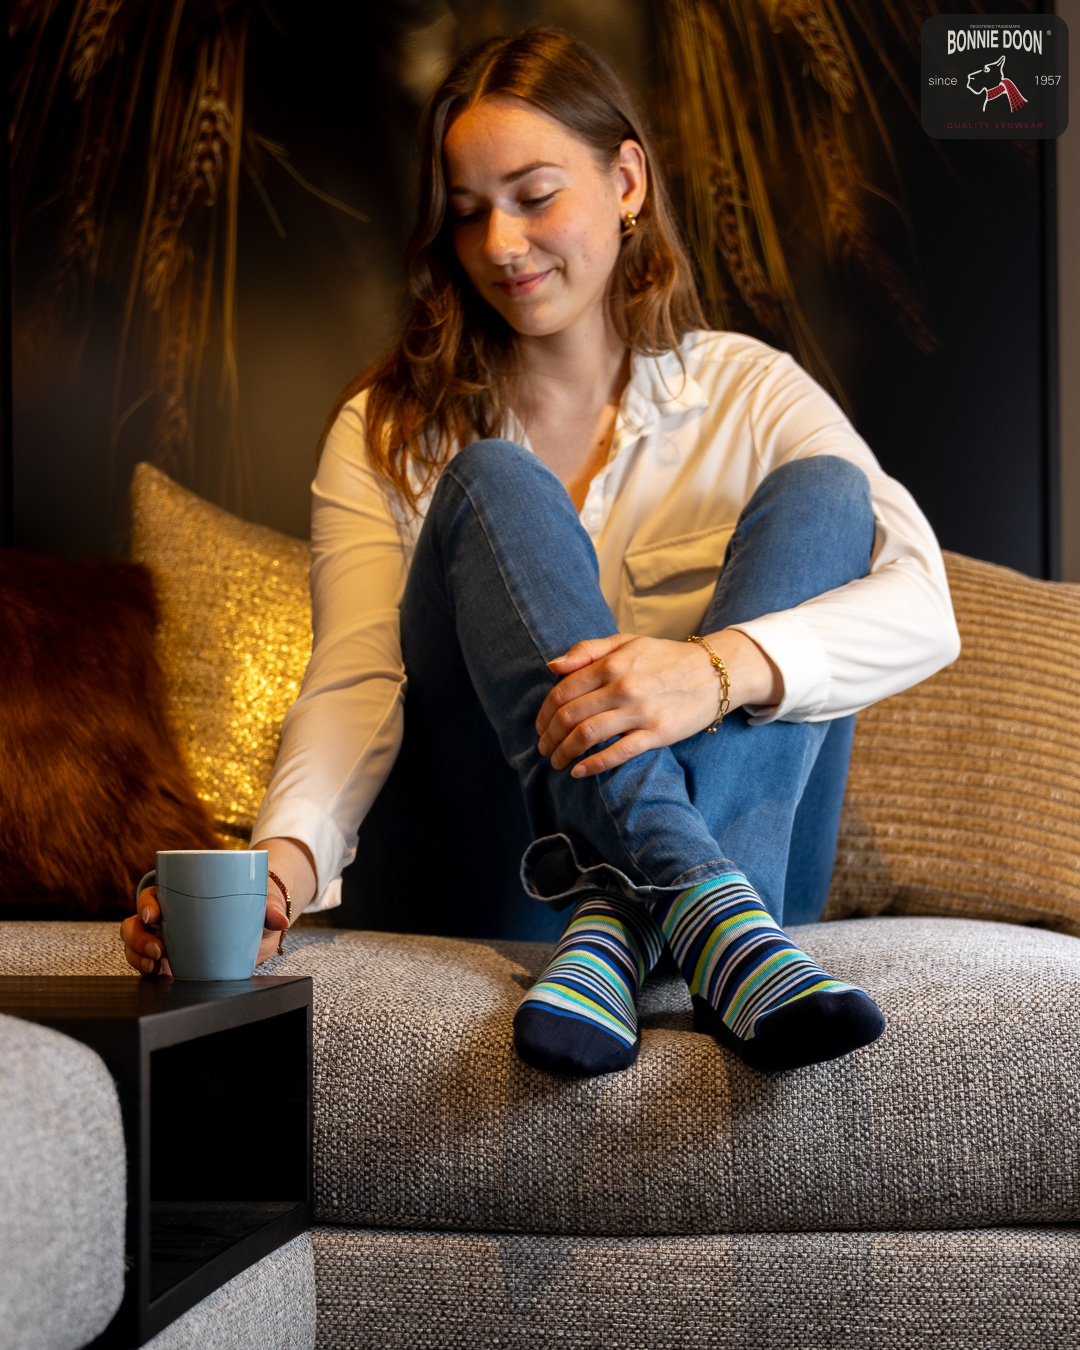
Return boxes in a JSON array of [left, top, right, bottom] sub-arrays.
[[522, 192, 556, 210]]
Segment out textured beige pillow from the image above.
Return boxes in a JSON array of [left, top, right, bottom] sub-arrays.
[[824, 551, 1080, 936], [130, 463, 312, 843]]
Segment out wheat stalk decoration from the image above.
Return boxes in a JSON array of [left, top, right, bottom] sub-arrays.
[[8, 0, 1033, 483], [8, 0, 357, 509]]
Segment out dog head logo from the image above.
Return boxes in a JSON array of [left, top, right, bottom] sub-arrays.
[[966, 55, 1028, 113]]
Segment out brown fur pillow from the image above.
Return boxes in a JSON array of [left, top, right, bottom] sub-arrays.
[[0, 549, 219, 918]]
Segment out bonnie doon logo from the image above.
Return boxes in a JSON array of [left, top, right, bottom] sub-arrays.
[[967, 56, 1026, 114], [921, 15, 1068, 140]]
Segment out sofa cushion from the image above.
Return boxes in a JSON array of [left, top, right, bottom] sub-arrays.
[[0, 1012, 126, 1350], [0, 549, 218, 917], [3, 916, 1078, 1236], [131, 462, 312, 844], [310, 1226, 1080, 1350], [825, 550, 1080, 935], [144, 1234, 315, 1350]]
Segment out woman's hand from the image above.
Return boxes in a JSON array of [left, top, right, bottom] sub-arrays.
[[535, 629, 783, 777], [121, 891, 171, 976], [120, 837, 318, 977]]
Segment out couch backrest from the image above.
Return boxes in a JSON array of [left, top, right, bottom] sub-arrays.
[[824, 551, 1080, 935]]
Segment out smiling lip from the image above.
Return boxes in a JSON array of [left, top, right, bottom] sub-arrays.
[[494, 270, 551, 298]]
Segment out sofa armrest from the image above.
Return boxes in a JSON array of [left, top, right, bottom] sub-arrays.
[[0, 1012, 126, 1350]]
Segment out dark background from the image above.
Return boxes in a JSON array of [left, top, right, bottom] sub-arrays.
[[6, 0, 1059, 579]]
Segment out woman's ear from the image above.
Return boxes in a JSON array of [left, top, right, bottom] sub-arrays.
[[617, 139, 648, 220]]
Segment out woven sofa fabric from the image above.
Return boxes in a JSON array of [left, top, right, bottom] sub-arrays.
[[145, 1234, 316, 1350], [0, 1012, 126, 1350], [0, 920, 142, 974], [6, 917, 1079, 1236], [310, 1225, 1080, 1350], [267, 917, 1078, 1236], [825, 550, 1080, 934]]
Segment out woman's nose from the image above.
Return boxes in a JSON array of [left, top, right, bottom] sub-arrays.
[[484, 210, 527, 265]]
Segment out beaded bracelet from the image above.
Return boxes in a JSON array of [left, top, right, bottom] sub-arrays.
[[268, 869, 292, 956], [687, 634, 731, 733]]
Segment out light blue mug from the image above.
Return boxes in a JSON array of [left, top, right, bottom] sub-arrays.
[[135, 850, 268, 980]]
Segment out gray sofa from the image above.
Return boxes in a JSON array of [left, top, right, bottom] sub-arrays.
[[5, 532, 1080, 1347], [0, 1003, 317, 1350], [2, 912, 1079, 1349]]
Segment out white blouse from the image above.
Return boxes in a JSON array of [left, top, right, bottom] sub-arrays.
[[253, 329, 961, 911]]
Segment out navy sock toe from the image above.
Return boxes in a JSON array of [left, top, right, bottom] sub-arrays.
[[693, 987, 886, 1072], [511, 894, 664, 1078], [512, 1003, 640, 1076]]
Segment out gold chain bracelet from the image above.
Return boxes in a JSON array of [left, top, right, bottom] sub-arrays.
[[268, 869, 292, 956], [687, 634, 731, 733]]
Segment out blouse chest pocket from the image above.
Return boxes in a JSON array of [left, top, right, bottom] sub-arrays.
[[622, 523, 736, 641]]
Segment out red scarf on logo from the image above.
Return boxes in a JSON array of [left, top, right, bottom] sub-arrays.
[[986, 78, 1027, 112]]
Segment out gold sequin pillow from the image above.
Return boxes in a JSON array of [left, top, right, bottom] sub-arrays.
[[824, 551, 1080, 936], [130, 463, 312, 843]]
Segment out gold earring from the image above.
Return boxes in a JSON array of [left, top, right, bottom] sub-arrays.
[[622, 210, 638, 233]]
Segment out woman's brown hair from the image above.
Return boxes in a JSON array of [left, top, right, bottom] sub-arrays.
[[329, 27, 706, 513]]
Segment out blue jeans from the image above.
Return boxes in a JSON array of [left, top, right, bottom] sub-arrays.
[[341, 441, 874, 941]]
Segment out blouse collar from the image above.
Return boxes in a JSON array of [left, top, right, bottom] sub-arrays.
[[501, 340, 708, 449]]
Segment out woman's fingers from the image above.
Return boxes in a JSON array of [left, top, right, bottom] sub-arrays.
[[550, 707, 652, 771], [571, 729, 661, 778], [121, 893, 165, 976], [264, 886, 289, 931], [137, 890, 161, 927], [545, 634, 628, 676], [538, 635, 636, 734], [254, 884, 290, 967], [536, 659, 618, 741], [539, 680, 625, 760], [256, 930, 284, 965]]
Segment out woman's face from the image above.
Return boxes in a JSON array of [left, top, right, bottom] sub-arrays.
[[443, 97, 646, 342]]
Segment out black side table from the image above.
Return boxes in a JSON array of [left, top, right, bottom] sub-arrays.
[[0, 975, 312, 1349]]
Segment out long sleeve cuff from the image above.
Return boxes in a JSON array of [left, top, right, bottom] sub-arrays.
[[729, 612, 832, 724], [250, 795, 353, 912]]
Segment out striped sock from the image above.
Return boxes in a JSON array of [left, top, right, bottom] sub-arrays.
[[651, 872, 885, 1072], [513, 894, 665, 1077]]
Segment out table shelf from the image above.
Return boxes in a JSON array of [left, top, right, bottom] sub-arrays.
[[0, 975, 313, 1349]]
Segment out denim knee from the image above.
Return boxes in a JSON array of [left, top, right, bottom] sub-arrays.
[[763, 455, 873, 536], [444, 438, 557, 494]]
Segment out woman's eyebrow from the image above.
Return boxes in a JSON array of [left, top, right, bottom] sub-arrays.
[[447, 161, 562, 194]]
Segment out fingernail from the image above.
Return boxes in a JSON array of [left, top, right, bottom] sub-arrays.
[[537, 738, 548, 755], [142, 908, 152, 923], [571, 765, 586, 778], [546, 654, 568, 665], [141, 957, 155, 973], [146, 942, 161, 960]]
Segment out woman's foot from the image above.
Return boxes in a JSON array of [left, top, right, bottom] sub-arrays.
[[650, 872, 885, 1072], [512, 894, 665, 1077]]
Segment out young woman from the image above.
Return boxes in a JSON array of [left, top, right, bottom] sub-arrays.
[[122, 28, 960, 1078]]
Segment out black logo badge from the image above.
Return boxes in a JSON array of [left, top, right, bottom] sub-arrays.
[[921, 14, 1068, 139]]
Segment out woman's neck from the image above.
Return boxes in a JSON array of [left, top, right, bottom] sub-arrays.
[[511, 306, 630, 423], [507, 306, 632, 512]]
